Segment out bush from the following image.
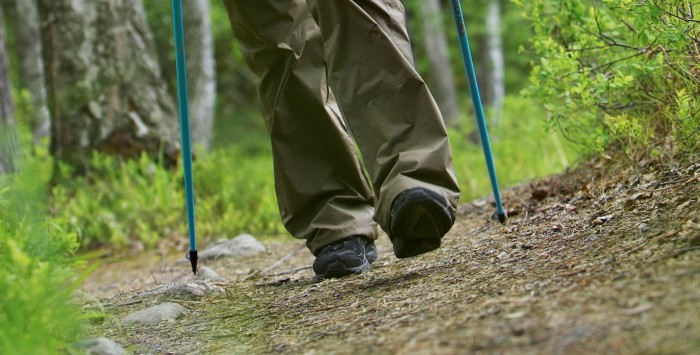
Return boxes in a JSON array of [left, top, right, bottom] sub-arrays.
[[0, 147, 83, 354], [517, 0, 700, 154]]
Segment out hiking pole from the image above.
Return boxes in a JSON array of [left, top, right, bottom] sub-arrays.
[[172, 0, 198, 274], [449, 0, 507, 223]]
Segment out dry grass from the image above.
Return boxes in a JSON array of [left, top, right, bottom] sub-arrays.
[[84, 154, 700, 354]]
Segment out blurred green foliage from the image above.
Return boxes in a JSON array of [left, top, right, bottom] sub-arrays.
[[451, 95, 578, 199], [405, 0, 534, 96], [518, 0, 700, 155], [0, 129, 83, 354], [52, 143, 284, 250]]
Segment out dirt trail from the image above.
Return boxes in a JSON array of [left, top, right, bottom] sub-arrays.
[[84, 155, 700, 354]]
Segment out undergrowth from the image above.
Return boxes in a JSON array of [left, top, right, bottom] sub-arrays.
[[518, 0, 700, 155], [0, 133, 83, 354], [52, 145, 284, 250]]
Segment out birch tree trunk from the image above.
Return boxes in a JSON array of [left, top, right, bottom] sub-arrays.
[[0, 2, 19, 174], [38, 0, 180, 172], [420, 0, 460, 125], [485, 0, 504, 126], [183, 0, 216, 150], [5, 0, 50, 141]]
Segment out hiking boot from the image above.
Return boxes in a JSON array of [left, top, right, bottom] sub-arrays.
[[389, 187, 455, 258], [313, 236, 377, 278]]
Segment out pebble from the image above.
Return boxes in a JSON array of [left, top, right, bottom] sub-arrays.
[[638, 223, 649, 233], [122, 302, 188, 325], [198, 234, 266, 260], [74, 338, 127, 355], [593, 214, 614, 225]]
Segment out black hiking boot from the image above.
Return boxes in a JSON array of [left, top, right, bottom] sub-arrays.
[[389, 187, 455, 258], [313, 236, 377, 279]]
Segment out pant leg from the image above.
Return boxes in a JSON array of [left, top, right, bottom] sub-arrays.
[[306, 0, 461, 231], [222, 0, 377, 254]]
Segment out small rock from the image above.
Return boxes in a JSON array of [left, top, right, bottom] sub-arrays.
[[168, 281, 225, 299], [74, 338, 127, 355], [638, 223, 649, 233], [196, 266, 227, 282], [199, 234, 266, 260], [497, 251, 509, 260], [593, 214, 614, 225], [122, 302, 188, 325]]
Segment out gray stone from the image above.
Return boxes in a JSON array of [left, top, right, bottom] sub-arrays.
[[638, 222, 649, 233], [196, 266, 227, 282], [199, 234, 266, 260], [168, 281, 225, 299], [122, 302, 188, 325], [75, 338, 127, 355]]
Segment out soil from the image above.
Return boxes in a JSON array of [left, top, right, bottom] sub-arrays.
[[82, 154, 700, 354]]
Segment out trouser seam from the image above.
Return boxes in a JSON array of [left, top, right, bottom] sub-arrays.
[[345, 73, 417, 114]]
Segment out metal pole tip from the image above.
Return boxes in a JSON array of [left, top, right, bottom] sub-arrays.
[[493, 211, 508, 224], [187, 250, 198, 275]]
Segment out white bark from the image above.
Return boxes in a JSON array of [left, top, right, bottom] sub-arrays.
[[485, 0, 505, 126], [0, 2, 19, 174], [420, 0, 460, 125], [6, 0, 50, 140], [184, 0, 216, 150]]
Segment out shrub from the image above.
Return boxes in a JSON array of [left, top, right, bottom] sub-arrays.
[[516, 0, 700, 154], [0, 146, 83, 354]]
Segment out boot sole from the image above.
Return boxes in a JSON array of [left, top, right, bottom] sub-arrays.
[[316, 258, 371, 279], [390, 188, 454, 259]]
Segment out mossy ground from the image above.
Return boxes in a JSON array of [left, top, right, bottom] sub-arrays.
[[83, 154, 700, 354]]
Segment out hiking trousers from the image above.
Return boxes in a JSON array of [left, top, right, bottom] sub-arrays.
[[223, 0, 460, 254]]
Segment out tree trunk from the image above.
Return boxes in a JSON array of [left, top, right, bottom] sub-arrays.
[[5, 0, 50, 141], [484, 0, 504, 126], [0, 2, 19, 174], [183, 0, 216, 150], [38, 0, 180, 172], [420, 0, 460, 125]]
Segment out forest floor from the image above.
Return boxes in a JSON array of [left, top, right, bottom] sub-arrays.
[[82, 153, 700, 354]]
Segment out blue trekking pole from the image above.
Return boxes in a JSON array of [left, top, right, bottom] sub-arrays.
[[172, 0, 198, 274], [449, 0, 507, 223]]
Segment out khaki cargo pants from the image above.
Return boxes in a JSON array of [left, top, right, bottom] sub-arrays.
[[222, 0, 460, 254]]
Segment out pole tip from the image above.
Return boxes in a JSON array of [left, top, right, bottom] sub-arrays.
[[492, 211, 508, 224], [187, 250, 198, 275]]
